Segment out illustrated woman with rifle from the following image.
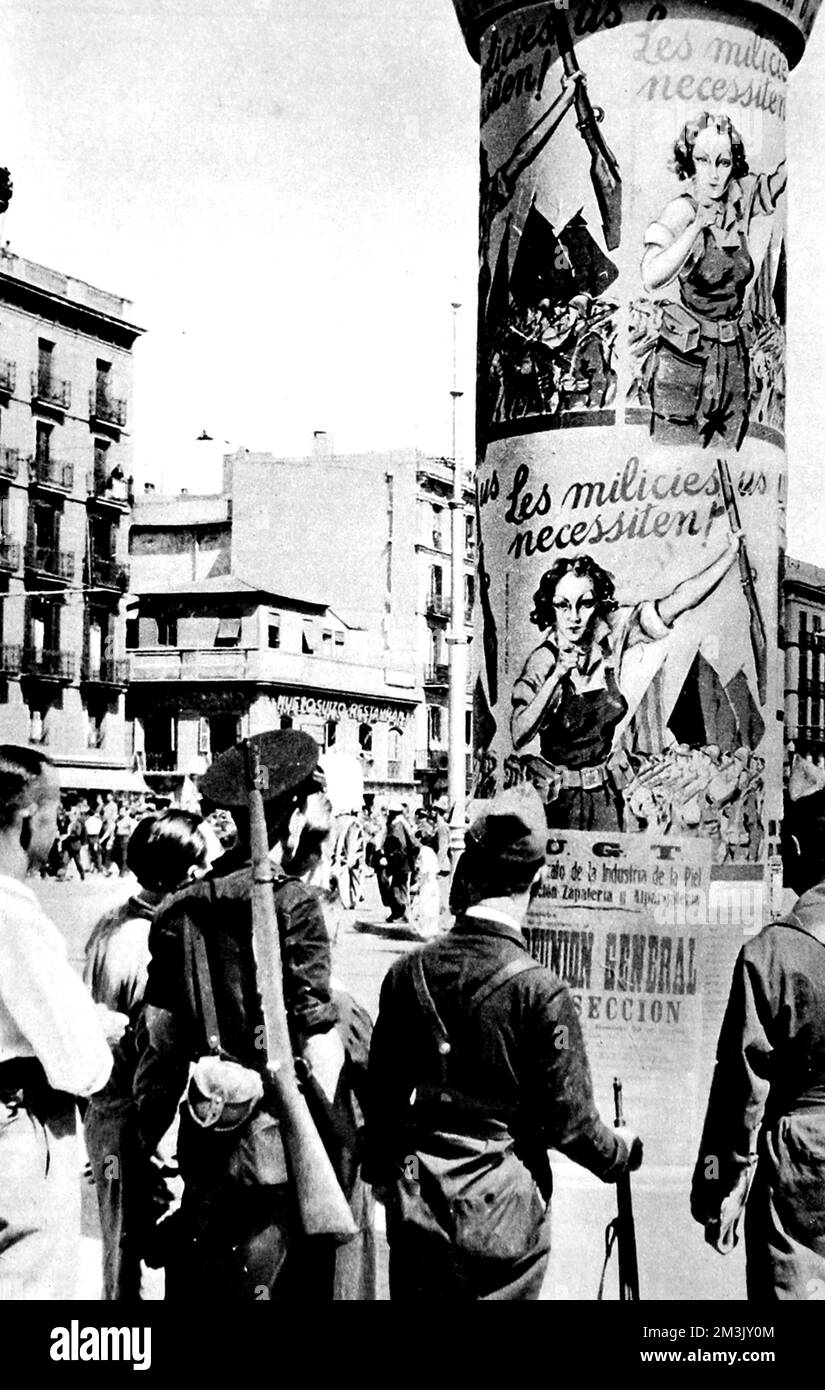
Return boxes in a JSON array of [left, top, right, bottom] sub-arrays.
[[510, 539, 743, 831], [641, 112, 786, 448]]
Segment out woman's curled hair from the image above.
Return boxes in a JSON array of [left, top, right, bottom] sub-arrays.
[[671, 112, 749, 183], [530, 555, 618, 632]]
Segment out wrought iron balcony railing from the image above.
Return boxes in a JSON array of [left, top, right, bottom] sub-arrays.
[[0, 536, 21, 571], [424, 663, 450, 685], [89, 389, 127, 428], [22, 647, 75, 681], [28, 456, 74, 493], [24, 544, 75, 581], [87, 468, 133, 507], [89, 555, 129, 591], [0, 359, 16, 393], [81, 656, 130, 686], [425, 594, 451, 619], [0, 644, 22, 676], [30, 372, 71, 410], [0, 448, 19, 480]]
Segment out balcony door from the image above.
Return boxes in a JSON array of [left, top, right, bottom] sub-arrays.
[[208, 713, 240, 757]]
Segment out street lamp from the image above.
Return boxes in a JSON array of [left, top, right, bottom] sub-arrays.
[[446, 300, 468, 858]]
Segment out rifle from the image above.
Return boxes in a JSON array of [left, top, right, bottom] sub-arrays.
[[243, 739, 356, 1240], [553, 14, 622, 252], [474, 490, 498, 705], [605, 1078, 640, 1301], [716, 459, 768, 706]]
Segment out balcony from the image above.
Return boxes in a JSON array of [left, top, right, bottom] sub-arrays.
[[81, 656, 130, 686], [0, 359, 16, 393], [425, 594, 451, 620], [87, 468, 133, 509], [89, 388, 127, 429], [28, 456, 74, 494], [22, 648, 76, 682], [144, 752, 178, 773], [0, 644, 22, 676], [424, 663, 450, 686], [30, 372, 71, 411], [129, 644, 406, 701], [0, 536, 21, 572], [0, 448, 19, 480], [89, 555, 129, 592], [24, 544, 75, 582]]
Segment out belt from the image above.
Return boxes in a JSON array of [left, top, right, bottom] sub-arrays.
[[552, 762, 608, 791], [686, 309, 740, 345]]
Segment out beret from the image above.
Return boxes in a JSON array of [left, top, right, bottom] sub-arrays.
[[199, 729, 322, 810]]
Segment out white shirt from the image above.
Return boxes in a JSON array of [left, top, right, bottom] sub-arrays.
[[464, 904, 525, 933], [0, 874, 113, 1096]]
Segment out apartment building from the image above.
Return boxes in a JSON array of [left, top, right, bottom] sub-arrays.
[[0, 246, 142, 790]]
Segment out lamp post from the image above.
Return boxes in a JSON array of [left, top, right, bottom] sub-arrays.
[[446, 300, 468, 856]]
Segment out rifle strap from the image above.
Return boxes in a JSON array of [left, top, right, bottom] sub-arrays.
[[597, 1217, 619, 1302], [183, 918, 222, 1057], [410, 952, 542, 1084]]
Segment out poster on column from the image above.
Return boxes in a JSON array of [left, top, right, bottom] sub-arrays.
[[524, 829, 712, 1161], [472, 1, 787, 871]]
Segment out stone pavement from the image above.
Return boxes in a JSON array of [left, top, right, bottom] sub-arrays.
[[44, 868, 745, 1301]]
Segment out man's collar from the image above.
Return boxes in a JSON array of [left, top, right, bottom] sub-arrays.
[[460, 905, 527, 945]]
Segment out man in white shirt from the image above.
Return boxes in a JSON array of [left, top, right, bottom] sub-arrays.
[[0, 746, 114, 1298]]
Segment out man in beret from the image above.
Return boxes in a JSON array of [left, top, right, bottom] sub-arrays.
[[364, 783, 643, 1301], [133, 730, 344, 1299]]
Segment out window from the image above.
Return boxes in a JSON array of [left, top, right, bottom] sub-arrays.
[[198, 717, 210, 755], [428, 705, 443, 745], [465, 514, 475, 551], [432, 506, 443, 549], [86, 697, 107, 750], [28, 696, 49, 745], [37, 339, 53, 393], [429, 565, 443, 604], [324, 719, 338, 750], [96, 359, 111, 398], [464, 574, 475, 622], [93, 439, 110, 491], [302, 622, 316, 654], [268, 614, 280, 649], [215, 615, 242, 647], [156, 615, 178, 646], [387, 726, 402, 780], [334, 630, 344, 648], [358, 722, 373, 754], [125, 618, 139, 649], [465, 710, 473, 745], [90, 514, 115, 562], [321, 629, 332, 652], [279, 715, 293, 730], [35, 421, 52, 465]]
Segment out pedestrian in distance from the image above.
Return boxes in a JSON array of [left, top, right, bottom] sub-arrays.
[[364, 782, 643, 1301], [0, 746, 119, 1298], [376, 805, 418, 925], [85, 800, 103, 874]]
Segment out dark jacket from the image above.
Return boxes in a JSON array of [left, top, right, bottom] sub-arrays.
[[135, 865, 337, 1152], [364, 912, 627, 1192]]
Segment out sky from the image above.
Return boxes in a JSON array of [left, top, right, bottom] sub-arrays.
[[0, 0, 824, 560]]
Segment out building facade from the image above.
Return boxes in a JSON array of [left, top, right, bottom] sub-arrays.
[[783, 555, 825, 761], [129, 441, 475, 800], [0, 247, 142, 792], [127, 574, 419, 794]]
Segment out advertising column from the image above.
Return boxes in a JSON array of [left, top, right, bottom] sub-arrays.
[[452, 0, 821, 1182]]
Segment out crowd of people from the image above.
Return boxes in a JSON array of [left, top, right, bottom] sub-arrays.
[[0, 731, 823, 1305]]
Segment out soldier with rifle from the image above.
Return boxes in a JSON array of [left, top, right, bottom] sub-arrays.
[[364, 783, 643, 1301], [133, 730, 355, 1300]]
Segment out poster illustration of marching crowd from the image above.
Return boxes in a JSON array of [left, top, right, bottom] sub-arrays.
[[472, 3, 787, 872]]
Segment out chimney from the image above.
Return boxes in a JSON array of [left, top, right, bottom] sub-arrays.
[[311, 430, 334, 460]]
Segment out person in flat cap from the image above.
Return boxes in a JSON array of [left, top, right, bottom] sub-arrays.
[[133, 730, 344, 1300], [363, 783, 643, 1301], [691, 763, 825, 1298]]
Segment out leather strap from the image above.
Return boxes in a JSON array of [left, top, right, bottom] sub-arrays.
[[183, 919, 222, 1056], [410, 951, 542, 1056]]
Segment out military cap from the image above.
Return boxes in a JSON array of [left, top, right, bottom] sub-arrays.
[[465, 782, 547, 873], [199, 729, 323, 810]]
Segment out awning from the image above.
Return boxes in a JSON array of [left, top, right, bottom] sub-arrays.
[[216, 616, 242, 643], [56, 766, 151, 793]]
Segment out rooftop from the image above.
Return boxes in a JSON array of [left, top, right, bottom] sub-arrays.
[[0, 245, 142, 329]]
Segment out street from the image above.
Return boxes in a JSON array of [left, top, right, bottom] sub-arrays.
[[47, 869, 746, 1302]]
